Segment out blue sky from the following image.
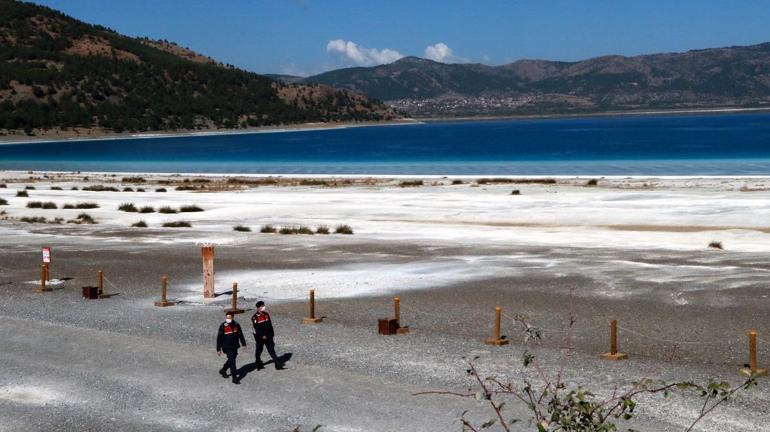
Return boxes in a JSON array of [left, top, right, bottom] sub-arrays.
[[30, 0, 770, 76]]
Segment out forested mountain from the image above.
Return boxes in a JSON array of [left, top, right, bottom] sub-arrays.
[[0, 0, 398, 136], [304, 44, 770, 117]]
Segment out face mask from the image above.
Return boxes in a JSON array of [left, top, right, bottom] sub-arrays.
[[258, 306, 266, 313], [225, 318, 232, 324]]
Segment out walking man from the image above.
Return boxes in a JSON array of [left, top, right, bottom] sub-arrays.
[[217, 311, 247, 384], [252, 300, 284, 369]]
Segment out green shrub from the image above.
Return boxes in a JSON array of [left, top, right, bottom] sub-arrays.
[[162, 221, 191, 228], [233, 225, 251, 232], [27, 201, 55, 209], [25, 186, 35, 190], [68, 213, 97, 224], [155, 188, 167, 192], [180, 204, 204, 212], [16, 190, 28, 197], [118, 203, 138, 212], [50, 186, 62, 190], [131, 220, 148, 228], [136, 188, 145, 192], [335, 224, 354, 235], [316, 225, 330, 234], [511, 190, 521, 195], [260, 224, 276, 233], [158, 206, 178, 214], [296, 225, 314, 235], [122, 177, 146, 183], [70, 186, 79, 191], [709, 241, 723, 250], [586, 178, 599, 186], [399, 180, 424, 187], [63, 202, 99, 209], [451, 179, 464, 185], [82, 185, 120, 192], [0, 198, 7, 205], [139, 206, 155, 213], [20, 216, 46, 223], [0, 183, 6, 188], [122, 187, 134, 192]]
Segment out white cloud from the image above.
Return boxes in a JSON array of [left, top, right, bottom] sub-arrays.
[[326, 39, 403, 66], [423, 42, 469, 63]]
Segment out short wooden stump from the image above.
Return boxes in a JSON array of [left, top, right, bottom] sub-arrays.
[[82, 286, 99, 299], [378, 318, 399, 335]]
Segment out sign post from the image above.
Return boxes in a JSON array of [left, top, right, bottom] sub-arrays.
[[41, 246, 51, 282]]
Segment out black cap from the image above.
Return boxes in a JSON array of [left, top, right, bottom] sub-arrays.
[[256, 300, 265, 308], [225, 311, 234, 317]]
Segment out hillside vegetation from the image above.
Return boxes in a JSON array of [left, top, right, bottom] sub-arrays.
[[0, 0, 398, 136]]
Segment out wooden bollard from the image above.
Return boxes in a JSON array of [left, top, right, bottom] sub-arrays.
[[394, 297, 409, 334], [36, 264, 52, 292], [740, 330, 768, 377], [43, 263, 50, 282], [600, 319, 628, 360], [302, 289, 323, 324], [484, 306, 509, 346], [154, 275, 175, 307], [226, 281, 244, 314], [97, 270, 104, 295], [201, 246, 215, 299]]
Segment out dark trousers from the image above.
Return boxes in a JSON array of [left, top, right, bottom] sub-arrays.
[[220, 350, 238, 378], [254, 335, 279, 364]]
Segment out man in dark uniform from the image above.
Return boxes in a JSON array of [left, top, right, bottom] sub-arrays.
[[252, 300, 284, 370], [216, 311, 247, 384]]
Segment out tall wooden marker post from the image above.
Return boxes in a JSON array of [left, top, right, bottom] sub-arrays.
[[202, 245, 215, 298]]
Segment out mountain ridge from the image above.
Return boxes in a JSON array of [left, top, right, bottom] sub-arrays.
[[303, 42, 770, 117]]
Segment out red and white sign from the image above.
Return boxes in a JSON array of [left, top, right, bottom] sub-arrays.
[[42, 246, 51, 264]]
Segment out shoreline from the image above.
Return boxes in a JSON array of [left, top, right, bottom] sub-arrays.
[[0, 118, 420, 146], [417, 105, 770, 123]]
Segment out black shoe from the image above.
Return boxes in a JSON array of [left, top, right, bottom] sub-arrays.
[[232, 378, 240, 385], [255, 362, 264, 370], [219, 369, 228, 378], [275, 362, 285, 370]]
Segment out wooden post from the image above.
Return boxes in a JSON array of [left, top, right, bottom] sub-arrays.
[[97, 270, 103, 296], [600, 319, 628, 360], [36, 264, 52, 292], [43, 263, 50, 282], [394, 297, 400, 323], [226, 281, 244, 314], [202, 246, 215, 299], [302, 288, 323, 323], [154, 275, 175, 307], [394, 296, 409, 334], [740, 330, 768, 376], [485, 306, 509, 346]]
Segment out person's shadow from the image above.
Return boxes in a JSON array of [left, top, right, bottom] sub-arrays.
[[237, 353, 293, 380]]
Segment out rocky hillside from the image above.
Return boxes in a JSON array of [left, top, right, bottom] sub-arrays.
[[0, 0, 398, 136], [305, 44, 770, 117]]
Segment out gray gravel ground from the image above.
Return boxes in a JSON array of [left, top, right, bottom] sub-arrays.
[[2, 233, 770, 431]]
